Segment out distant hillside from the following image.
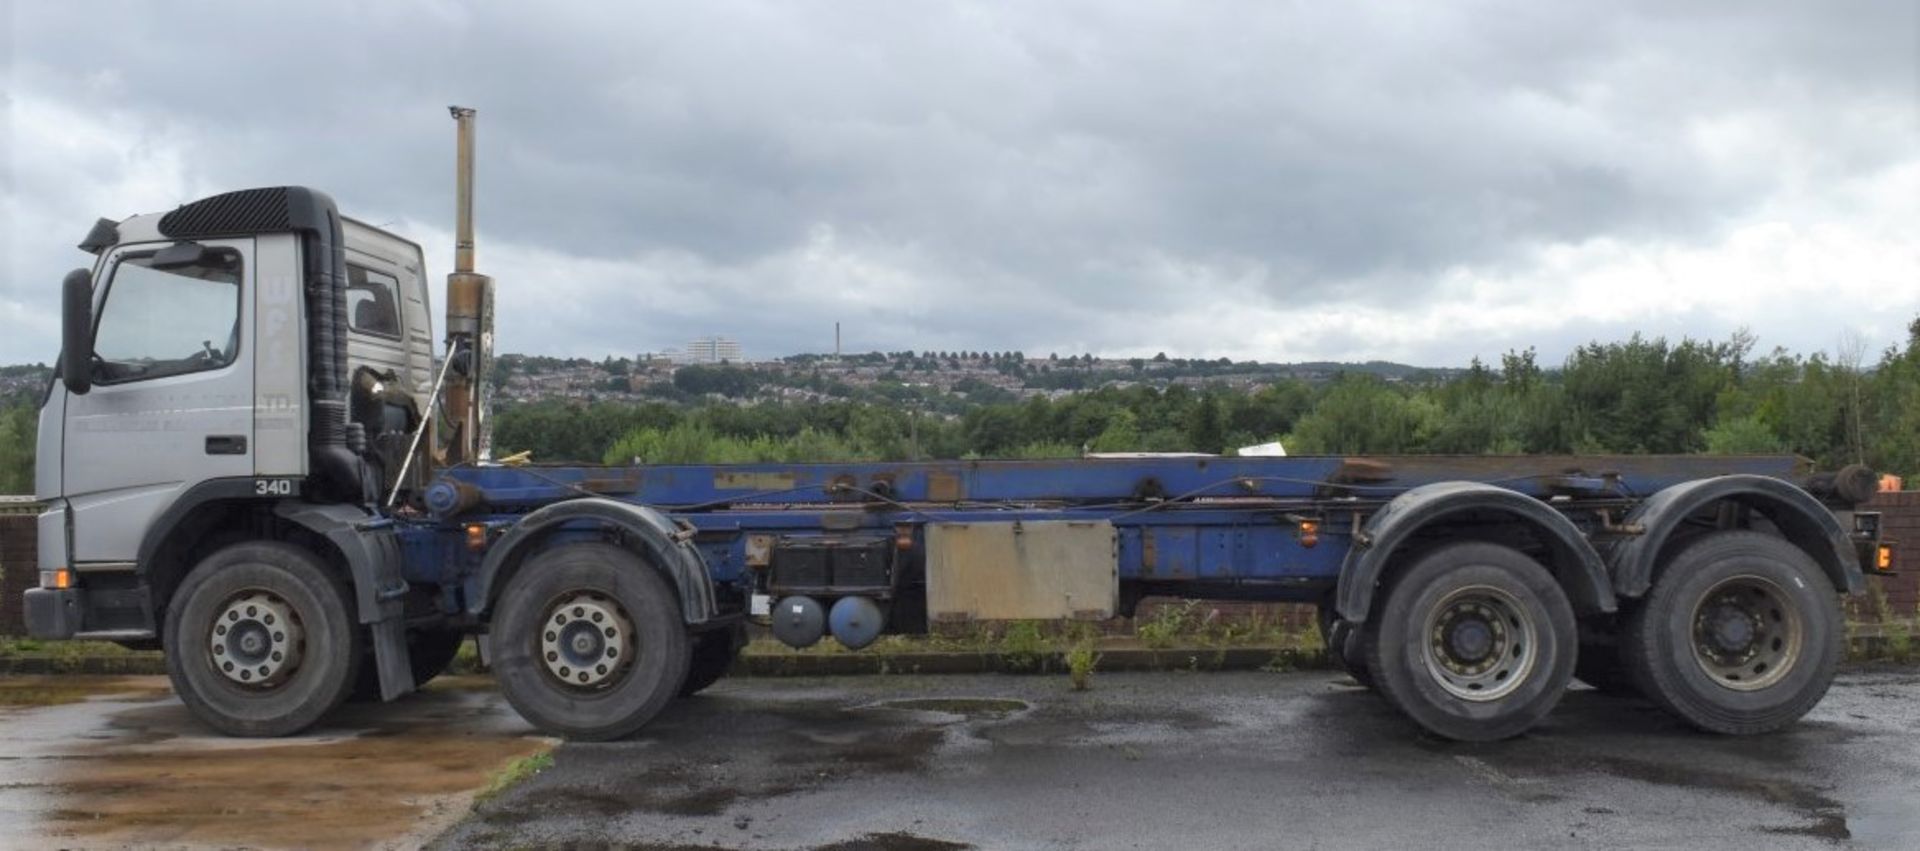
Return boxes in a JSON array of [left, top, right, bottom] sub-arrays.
[[0, 354, 1465, 411]]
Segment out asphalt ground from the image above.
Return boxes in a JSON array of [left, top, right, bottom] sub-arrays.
[[437, 667, 1920, 850], [4, 668, 1917, 849]]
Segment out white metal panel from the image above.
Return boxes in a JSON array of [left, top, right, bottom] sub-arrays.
[[925, 520, 1118, 622]]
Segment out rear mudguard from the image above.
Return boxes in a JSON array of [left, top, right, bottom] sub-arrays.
[[469, 497, 719, 625], [1335, 481, 1614, 624], [1607, 474, 1862, 598]]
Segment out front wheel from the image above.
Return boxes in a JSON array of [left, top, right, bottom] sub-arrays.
[[163, 542, 363, 737], [491, 543, 690, 740], [1621, 531, 1841, 735], [1363, 543, 1576, 742]]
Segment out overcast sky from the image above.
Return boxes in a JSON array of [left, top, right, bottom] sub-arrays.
[[4, 1, 1916, 366]]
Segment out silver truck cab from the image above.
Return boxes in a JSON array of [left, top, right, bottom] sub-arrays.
[[28, 189, 433, 644]]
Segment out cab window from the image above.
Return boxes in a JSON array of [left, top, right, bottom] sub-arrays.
[[347, 266, 403, 338], [91, 249, 242, 384]]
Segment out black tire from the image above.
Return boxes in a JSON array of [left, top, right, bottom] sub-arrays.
[[163, 541, 363, 737], [680, 624, 745, 697], [491, 543, 690, 740], [1575, 641, 1639, 695], [348, 626, 470, 700], [1316, 605, 1374, 688], [1363, 542, 1576, 742], [1621, 531, 1841, 735]]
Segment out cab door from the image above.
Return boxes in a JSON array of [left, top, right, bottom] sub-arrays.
[[63, 238, 255, 563]]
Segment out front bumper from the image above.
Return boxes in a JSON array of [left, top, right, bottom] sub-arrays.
[[23, 588, 82, 640]]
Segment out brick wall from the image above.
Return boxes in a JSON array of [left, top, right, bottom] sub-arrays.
[[1852, 490, 1919, 620], [0, 512, 35, 637]]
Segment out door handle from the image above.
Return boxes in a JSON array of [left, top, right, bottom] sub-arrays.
[[205, 435, 248, 455]]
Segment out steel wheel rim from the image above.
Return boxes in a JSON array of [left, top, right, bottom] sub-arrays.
[[1690, 575, 1802, 691], [208, 589, 304, 688], [1422, 584, 1538, 702], [538, 592, 635, 690]]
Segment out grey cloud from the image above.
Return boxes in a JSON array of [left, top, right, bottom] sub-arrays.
[[4, 0, 1914, 366]]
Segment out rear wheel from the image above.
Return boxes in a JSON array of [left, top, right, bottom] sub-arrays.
[[1364, 543, 1576, 742], [680, 624, 745, 697], [1575, 641, 1639, 695], [349, 626, 470, 700], [1316, 605, 1373, 688], [1621, 531, 1841, 735], [163, 542, 362, 737], [491, 543, 690, 740]]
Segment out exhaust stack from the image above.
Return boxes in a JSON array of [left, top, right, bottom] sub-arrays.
[[444, 106, 494, 464]]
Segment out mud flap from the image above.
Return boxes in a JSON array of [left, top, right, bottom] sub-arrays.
[[274, 502, 416, 701], [370, 618, 413, 700]]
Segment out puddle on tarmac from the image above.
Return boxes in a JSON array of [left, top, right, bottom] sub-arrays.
[[868, 698, 1031, 718], [0, 674, 552, 850]]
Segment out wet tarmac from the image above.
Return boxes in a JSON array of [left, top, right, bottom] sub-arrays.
[[438, 668, 1920, 850], [0, 675, 552, 850]]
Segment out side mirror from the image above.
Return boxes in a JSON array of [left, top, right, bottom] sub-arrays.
[[61, 269, 94, 396]]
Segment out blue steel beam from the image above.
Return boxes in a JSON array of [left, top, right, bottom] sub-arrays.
[[441, 454, 1812, 512]]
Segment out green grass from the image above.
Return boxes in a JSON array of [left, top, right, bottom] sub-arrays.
[[738, 606, 1323, 664], [1066, 639, 1100, 690], [475, 752, 554, 804], [0, 639, 146, 659]]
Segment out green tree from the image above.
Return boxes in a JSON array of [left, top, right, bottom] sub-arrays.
[[1288, 375, 1435, 454], [0, 404, 35, 493]]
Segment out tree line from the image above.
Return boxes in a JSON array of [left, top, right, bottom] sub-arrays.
[[3, 321, 1919, 493], [495, 322, 1920, 479]]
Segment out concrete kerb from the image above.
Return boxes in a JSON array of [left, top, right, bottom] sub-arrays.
[[4, 621, 1915, 677]]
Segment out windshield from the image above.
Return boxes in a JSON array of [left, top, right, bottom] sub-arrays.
[[91, 248, 243, 383]]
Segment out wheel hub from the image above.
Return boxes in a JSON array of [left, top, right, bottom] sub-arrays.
[[1704, 603, 1759, 655], [1446, 618, 1496, 663], [1691, 577, 1801, 691], [539, 593, 634, 688], [1423, 587, 1536, 702], [208, 591, 303, 688]]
